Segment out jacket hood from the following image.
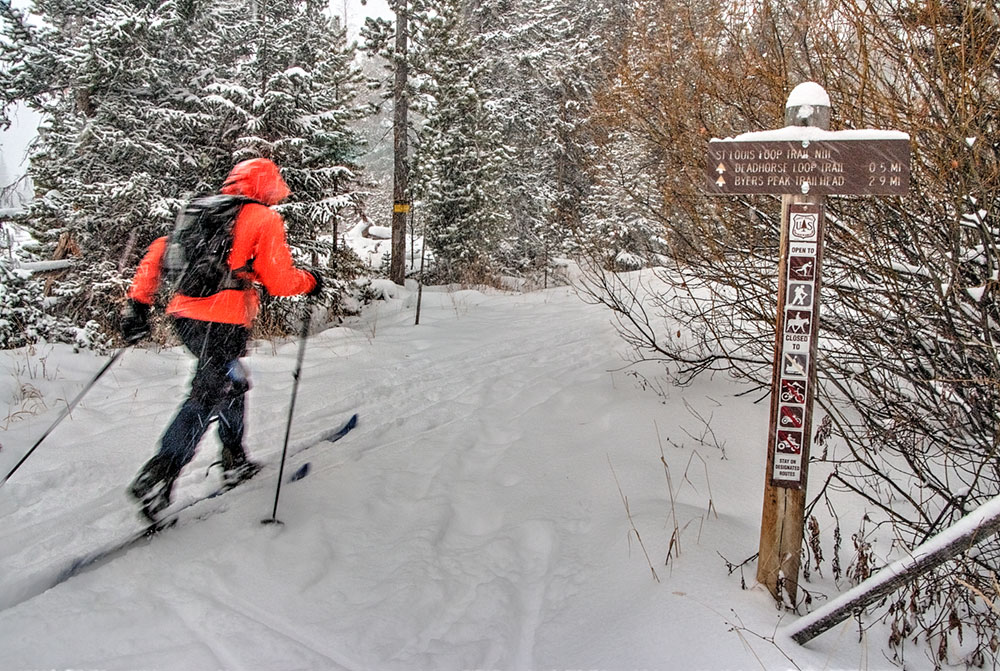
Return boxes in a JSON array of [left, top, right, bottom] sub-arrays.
[[221, 158, 291, 205]]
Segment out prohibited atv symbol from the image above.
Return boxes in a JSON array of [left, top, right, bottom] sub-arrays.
[[777, 430, 803, 454]]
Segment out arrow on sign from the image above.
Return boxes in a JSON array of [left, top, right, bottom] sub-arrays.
[[716, 163, 726, 174], [716, 175, 726, 187]]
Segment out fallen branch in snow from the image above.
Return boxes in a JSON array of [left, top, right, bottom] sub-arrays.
[[786, 495, 1000, 645], [718, 551, 758, 591], [727, 609, 803, 671], [15, 259, 75, 274]]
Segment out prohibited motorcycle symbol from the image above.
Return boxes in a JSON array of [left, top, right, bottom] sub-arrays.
[[779, 405, 804, 428]]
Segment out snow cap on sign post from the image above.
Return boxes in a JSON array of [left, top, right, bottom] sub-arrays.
[[785, 82, 830, 129], [786, 82, 831, 108]]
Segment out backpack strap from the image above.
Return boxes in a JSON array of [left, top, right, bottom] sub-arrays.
[[227, 196, 268, 281]]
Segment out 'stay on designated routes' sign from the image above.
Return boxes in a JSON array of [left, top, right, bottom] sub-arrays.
[[706, 139, 910, 196]]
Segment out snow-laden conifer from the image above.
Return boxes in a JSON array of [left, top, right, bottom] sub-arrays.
[[409, 0, 508, 279], [1, 0, 246, 336], [1, 0, 368, 340]]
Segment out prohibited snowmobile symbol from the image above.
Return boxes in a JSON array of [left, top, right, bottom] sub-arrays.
[[783, 353, 808, 377]]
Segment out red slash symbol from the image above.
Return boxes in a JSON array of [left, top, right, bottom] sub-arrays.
[[780, 405, 803, 428], [780, 379, 806, 404]]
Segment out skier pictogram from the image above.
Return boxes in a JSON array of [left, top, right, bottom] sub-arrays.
[[790, 256, 815, 281]]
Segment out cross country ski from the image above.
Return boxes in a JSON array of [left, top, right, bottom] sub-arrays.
[[49, 413, 358, 592]]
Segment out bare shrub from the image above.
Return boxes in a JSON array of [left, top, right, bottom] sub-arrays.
[[582, 0, 1000, 663]]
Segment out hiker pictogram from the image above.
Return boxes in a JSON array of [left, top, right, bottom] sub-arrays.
[[789, 283, 813, 308]]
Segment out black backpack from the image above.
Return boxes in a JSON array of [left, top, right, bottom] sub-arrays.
[[162, 194, 260, 297]]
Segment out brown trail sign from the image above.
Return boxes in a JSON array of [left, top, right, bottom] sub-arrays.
[[707, 138, 910, 196], [704, 82, 910, 608]]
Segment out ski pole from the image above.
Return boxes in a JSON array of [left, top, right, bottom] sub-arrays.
[[2, 347, 128, 487], [262, 300, 314, 525]]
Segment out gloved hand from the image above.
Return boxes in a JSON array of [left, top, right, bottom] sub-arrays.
[[307, 270, 324, 297], [121, 299, 152, 343]]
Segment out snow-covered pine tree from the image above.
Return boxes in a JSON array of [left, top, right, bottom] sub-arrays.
[[2, 0, 369, 340], [0, 261, 106, 350], [540, 0, 629, 252], [214, 0, 365, 238], [468, 0, 558, 278], [207, 0, 368, 332], [360, 0, 624, 283], [472, 0, 630, 279], [0, 0, 245, 335], [410, 0, 508, 280]]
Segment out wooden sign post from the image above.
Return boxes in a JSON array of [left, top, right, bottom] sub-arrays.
[[705, 82, 910, 604]]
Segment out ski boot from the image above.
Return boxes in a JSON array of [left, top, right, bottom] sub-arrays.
[[129, 456, 177, 523], [220, 446, 261, 490], [138, 478, 177, 523]]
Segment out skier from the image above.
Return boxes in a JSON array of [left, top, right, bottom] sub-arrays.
[[120, 157, 321, 521]]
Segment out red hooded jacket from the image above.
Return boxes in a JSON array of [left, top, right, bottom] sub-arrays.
[[128, 158, 317, 327]]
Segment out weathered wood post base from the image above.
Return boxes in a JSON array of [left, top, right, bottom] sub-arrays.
[[757, 471, 808, 602]]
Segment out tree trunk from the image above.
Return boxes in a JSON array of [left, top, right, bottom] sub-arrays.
[[390, 0, 409, 285]]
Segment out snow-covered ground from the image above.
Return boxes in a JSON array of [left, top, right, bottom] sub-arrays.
[[0, 274, 934, 670]]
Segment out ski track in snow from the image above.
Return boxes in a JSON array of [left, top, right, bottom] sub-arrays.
[[303, 292, 599, 669], [0, 283, 913, 670]]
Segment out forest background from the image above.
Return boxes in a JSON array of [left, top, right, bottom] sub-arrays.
[[1, 0, 999, 667]]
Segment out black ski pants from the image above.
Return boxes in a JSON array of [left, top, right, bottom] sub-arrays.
[[156, 318, 251, 479]]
